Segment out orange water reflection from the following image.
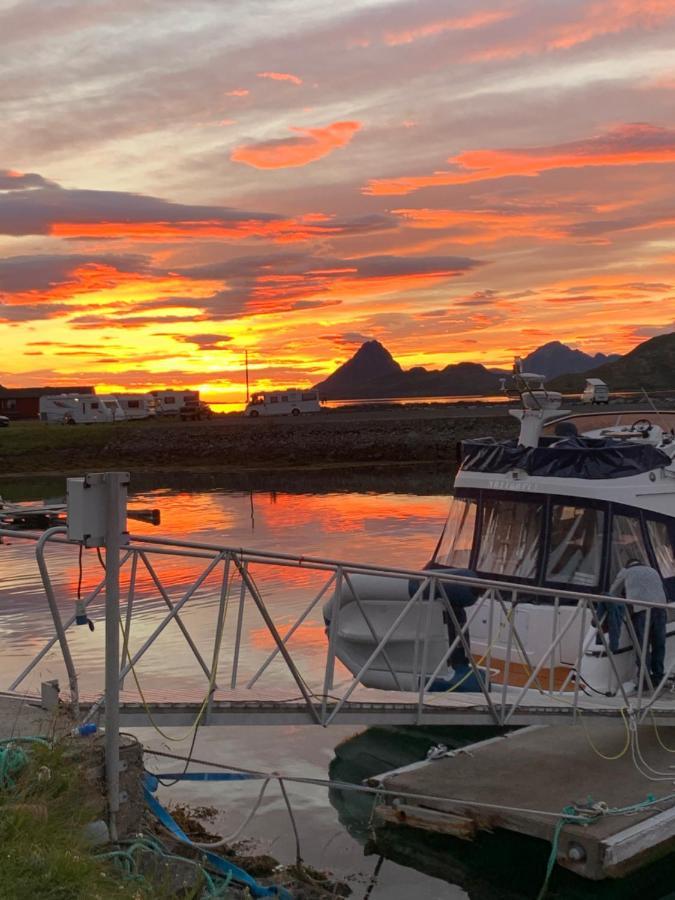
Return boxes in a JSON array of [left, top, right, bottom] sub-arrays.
[[0, 488, 449, 696]]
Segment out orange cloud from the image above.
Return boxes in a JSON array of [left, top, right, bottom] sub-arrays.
[[257, 71, 302, 85], [384, 9, 513, 46], [393, 207, 569, 242], [225, 89, 249, 97], [49, 211, 390, 243], [365, 123, 675, 195], [231, 120, 361, 169], [470, 0, 675, 61]]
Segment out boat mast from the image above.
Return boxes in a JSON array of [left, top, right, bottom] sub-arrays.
[[245, 350, 250, 404]]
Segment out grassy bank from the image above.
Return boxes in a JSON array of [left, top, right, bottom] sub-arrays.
[[0, 740, 163, 899], [0, 411, 517, 477]]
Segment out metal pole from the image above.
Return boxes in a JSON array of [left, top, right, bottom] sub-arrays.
[[245, 350, 250, 404], [104, 472, 128, 843]]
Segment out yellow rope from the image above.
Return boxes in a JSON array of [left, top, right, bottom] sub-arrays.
[[578, 707, 631, 761], [117, 568, 231, 743], [650, 712, 675, 753]]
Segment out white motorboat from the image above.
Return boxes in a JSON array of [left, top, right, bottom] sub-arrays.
[[323, 367, 675, 695]]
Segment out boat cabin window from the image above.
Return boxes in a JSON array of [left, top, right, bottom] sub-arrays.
[[646, 520, 675, 580], [546, 505, 604, 587], [476, 499, 542, 580], [611, 514, 648, 578], [434, 497, 477, 568]]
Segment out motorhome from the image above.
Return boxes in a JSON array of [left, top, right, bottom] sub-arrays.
[[115, 393, 157, 420], [244, 389, 322, 417], [39, 394, 113, 425], [581, 378, 610, 405], [150, 389, 199, 416]]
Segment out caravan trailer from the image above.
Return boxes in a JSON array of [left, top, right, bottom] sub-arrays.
[[115, 393, 157, 420], [39, 394, 114, 425], [97, 395, 126, 422]]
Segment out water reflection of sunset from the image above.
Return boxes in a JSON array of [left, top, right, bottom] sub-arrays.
[[0, 488, 449, 696]]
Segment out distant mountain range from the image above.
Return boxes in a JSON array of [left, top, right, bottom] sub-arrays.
[[312, 338, 628, 400], [522, 341, 619, 379], [550, 331, 675, 393], [313, 341, 502, 399]]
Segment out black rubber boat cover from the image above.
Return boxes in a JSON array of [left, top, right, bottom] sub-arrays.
[[460, 437, 671, 480]]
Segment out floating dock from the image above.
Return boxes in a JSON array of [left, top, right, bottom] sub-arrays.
[[370, 722, 675, 881]]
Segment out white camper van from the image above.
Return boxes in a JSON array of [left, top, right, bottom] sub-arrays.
[[244, 389, 322, 417], [580, 378, 610, 405], [39, 394, 114, 424], [115, 393, 157, 420], [150, 390, 199, 416]]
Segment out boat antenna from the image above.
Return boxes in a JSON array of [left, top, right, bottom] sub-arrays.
[[245, 349, 250, 404], [641, 387, 670, 434], [512, 357, 543, 410]]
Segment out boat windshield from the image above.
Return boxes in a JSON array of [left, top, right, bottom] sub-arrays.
[[476, 498, 542, 580], [434, 497, 477, 568], [546, 504, 604, 587], [646, 520, 675, 580], [611, 514, 648, 578]]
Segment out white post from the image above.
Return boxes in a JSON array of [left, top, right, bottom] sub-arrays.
[[104, 472, 129, 842]]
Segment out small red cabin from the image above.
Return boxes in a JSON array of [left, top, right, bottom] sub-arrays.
[[0, 386, 95, 420]]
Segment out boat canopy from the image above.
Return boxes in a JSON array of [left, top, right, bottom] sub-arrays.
[[434, 493, 675, 599], [460, 437, 671, 480]]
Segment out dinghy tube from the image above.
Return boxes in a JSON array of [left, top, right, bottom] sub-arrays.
[[322, 567, 480, 691]]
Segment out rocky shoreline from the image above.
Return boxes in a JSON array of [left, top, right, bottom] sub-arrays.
[[0, 407, 518, 476]]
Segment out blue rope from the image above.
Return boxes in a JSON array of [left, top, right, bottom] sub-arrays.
[[143, 774, 292, 899]]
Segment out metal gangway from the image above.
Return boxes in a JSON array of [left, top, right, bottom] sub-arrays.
[[4, 521, 675, 733], [3, 472, 675, 836]]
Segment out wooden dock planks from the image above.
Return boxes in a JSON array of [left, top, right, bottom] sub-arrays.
[[371, 722, 675, 880]]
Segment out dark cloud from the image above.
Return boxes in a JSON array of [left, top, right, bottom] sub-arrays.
[[170, 333, 233, 349], [69, 314, 198, 329], [0, 301, 75, 323], [0, 169, 56, 190], [0, 184, 281, 237], [0, 253, 150, 292]]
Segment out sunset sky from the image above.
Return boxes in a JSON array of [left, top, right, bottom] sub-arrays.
[[2, 0, 675, 404]]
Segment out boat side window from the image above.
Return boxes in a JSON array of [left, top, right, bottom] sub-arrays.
[[476, 499, 542, 579], [646, 520, 675, 579], [434, 497, 477, 568], [611, 514, 648, 579], [546, 505, 604, 587]]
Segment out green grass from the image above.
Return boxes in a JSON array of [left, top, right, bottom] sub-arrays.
[[0, 742, 147, 899], [0, 418, 190, 474]]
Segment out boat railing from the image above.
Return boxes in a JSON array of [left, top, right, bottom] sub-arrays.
[[1, 525, 672, 731]]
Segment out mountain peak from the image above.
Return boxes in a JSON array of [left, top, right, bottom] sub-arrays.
[[351, 340, 400, 368], [313, 340, 500, 399], [524, 341, 619, 379]]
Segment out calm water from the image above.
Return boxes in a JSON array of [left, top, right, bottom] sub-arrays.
[[0, 482, 461, 899], [2, 481, 674, 899]]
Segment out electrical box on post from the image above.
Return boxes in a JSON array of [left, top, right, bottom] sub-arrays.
[[66, 472, 129, 547]]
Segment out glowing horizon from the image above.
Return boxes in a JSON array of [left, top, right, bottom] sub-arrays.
[[2, 0, 675, 401]]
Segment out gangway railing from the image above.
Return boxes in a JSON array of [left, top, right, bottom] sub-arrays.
[[3, 526, 674, 733]]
